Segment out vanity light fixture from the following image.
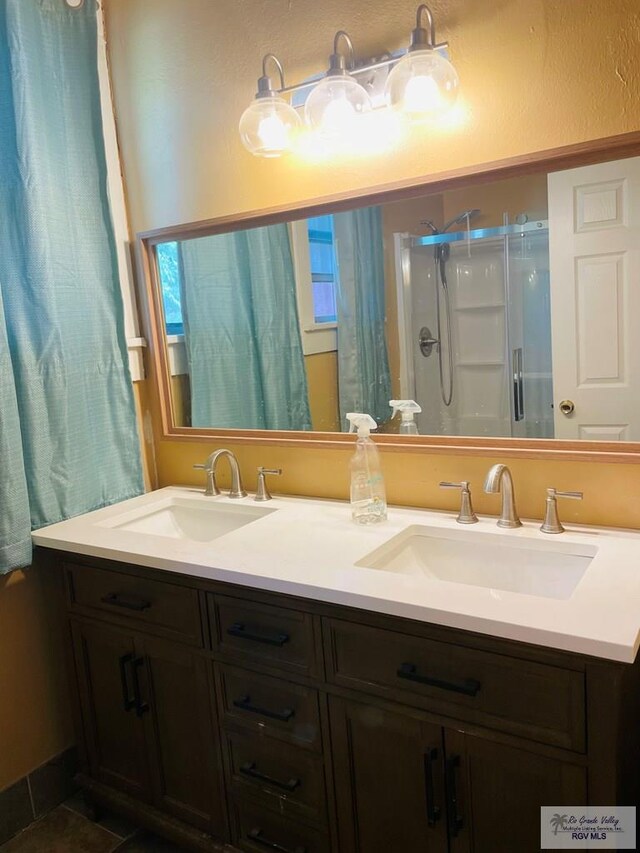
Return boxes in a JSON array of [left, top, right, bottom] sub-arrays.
[[239, 4, 458, 157], [304, 32, 372, 139], [385, 4, 459, 121], [239, 54, 302, 158]]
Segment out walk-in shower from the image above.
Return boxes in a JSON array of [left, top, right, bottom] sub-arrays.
[[419, 209, 481, 406], [394, 217, 553, 439]]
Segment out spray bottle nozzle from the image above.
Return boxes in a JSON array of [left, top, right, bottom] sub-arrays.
[[346, 413, 378, 436], [389, 400, 422, 420]]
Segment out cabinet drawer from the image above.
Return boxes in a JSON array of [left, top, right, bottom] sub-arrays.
[[231, 799, 330, 853], [224, 730, 327, 825], [209, 593, 318, 677], [217, 664, 322, 751], [324, 619, 586, 751], [65, 563, 202, 646]]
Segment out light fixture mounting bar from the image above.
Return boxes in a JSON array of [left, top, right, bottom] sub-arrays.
[[274, 44, 448, 97]]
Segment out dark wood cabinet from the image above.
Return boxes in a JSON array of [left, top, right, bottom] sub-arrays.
[[329, 696, 588, 853], [70, 618, 227, 841], [445, 729, 587, 853], [70, 620, 152, 801], [329, 697, 447, 853], [56, 554, 640, 853], [136, 635, 226, 835]]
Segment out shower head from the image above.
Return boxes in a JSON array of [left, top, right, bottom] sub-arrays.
[[420, 219, 440, 235], [442, 208, 481, 233]]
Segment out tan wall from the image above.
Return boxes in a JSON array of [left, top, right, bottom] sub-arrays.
[[0, 564, 73, 791], [306, 352, 340, 432], [442, 173, 549, 229], [105, 0, 640, 529]]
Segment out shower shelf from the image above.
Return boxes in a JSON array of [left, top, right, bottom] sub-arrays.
[[454, 302, 506, 311], [456, 360, 505, 367]]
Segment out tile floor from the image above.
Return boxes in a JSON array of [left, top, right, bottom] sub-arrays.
[[0, 793, 186, 853]]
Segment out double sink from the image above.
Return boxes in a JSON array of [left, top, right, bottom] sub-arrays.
[[104, 492, 595, 601]]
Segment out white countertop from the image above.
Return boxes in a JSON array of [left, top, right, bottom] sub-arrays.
[[33, 486, 640, 663]]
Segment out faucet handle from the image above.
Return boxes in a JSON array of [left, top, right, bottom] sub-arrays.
[[439, 481, 478, 524], [193, 462, 220, 497], [541, 487, 583, 534], [255, 467, 283, 502]]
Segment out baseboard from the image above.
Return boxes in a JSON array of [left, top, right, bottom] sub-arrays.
[[0, 746, 78, 845]]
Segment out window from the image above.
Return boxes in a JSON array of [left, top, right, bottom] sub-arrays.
[[157, 241, 184, 336], [307, 215, 338, 324]]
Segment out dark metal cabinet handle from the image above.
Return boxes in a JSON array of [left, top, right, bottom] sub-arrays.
[[228, 622, 290, 647], [131, 656, 149, 717], [233, 695, 295, 723], [101, 592, 151, 612], [445, 755, 464, 838], [240, 761, 300, 792], [397, 663, 481, 697], [423, 748, 441, 826], [247, 827, 306, 853], [118, 653, 136, 712]]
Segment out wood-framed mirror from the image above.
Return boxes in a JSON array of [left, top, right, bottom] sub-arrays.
[[138, 130, 640, 463]]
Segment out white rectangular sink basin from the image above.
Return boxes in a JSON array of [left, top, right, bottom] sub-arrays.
[[102, 496, 276, 543], [357, 525, 597, 600]]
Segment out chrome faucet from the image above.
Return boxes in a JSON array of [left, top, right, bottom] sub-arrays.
[[193, 449, 247, 498], [484, 464, 522, 528]]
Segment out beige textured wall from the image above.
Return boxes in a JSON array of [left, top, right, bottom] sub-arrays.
[[0, 564, 73, 791], [104, 0, 640, 528]]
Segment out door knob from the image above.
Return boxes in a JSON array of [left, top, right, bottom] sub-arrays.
[[559, 400, 575, 416]]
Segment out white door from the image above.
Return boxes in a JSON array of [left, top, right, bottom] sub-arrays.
[[548, 157, 640, 440]]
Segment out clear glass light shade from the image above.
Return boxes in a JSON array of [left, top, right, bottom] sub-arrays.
[[239, 96, 302, 157], [304, 76, 372, 138], [385, 49, 459, 121]]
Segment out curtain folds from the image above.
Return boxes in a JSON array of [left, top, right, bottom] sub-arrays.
[[0, 0, 143, 573], [334, 207, 392, 428], [179, 226, 312, 430]]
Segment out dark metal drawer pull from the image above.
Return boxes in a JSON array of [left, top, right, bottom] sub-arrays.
[[397, 662, 481, 697], [423, 748, 441, 826], [131, 656, 149, 717], [445, 755, 464, 837], [240, 761, 301, 792], [233, 695, 295, 722], [101, 592, 151, 612], [247, 827, 306, 853], [228, 621, 290, 647], [118, 653, 136, 712]]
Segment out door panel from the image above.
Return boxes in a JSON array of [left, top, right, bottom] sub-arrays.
[[139, 635, 227, 837], [329, 697, 447, 853], [70, 620, 151, 800], [548, 156, 640, 438], [446, 728, 587, 853]]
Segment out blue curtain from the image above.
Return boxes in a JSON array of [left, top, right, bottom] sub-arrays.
[[334, 207, 392, 428], [0, 0, 143, 573], [179, 225, 312, 430]]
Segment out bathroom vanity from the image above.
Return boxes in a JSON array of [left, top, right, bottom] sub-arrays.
[[34, 488, 640, 853]]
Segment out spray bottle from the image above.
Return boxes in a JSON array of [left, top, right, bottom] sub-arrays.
[[346, 413, 387, 524], [389, 400, 422, 435]]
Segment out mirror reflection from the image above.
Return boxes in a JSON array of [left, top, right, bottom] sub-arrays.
[[156, 155, 640, 441]]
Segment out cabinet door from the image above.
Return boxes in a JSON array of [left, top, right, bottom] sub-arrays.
[[329, 697, 448, 853], [70, 620, 151, 800], [137, 636, 227, 838], [445, 729, 587, 853]]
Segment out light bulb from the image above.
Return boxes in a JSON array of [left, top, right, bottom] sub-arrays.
[[385, 49, 459, 122], [239, 96, 301, 157], [304, 76, 372, 139]]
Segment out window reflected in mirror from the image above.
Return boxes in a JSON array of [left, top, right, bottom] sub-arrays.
[[152, 154, 640, 442]]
